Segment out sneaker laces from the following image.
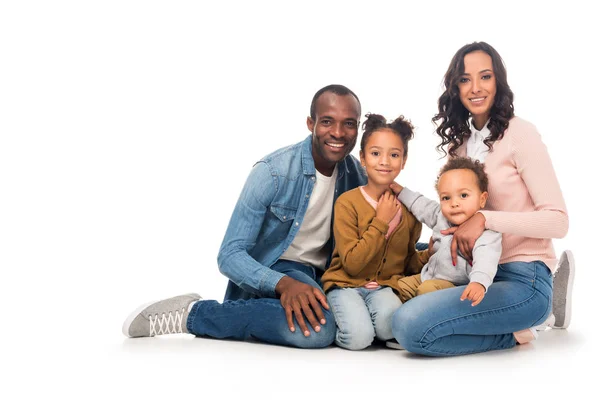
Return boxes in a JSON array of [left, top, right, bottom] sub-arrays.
[[149, 308, 185, 336]]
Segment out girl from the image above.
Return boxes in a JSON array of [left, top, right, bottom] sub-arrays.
[[391, 42, 574, 356], [321, 113, 425, 351]]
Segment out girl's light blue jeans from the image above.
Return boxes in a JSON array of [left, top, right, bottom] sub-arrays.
[[392, 260, 553, 356], [328, 286, 402, 350]]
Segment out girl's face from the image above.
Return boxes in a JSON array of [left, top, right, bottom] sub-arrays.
[[360, 129, 406, 187], [458, 50, 497, 128]]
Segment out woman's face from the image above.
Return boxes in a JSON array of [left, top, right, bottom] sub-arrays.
[[458, 50, 497, 128]]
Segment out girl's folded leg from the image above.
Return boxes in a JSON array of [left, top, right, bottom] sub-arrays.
[[327, 288, 376, 351]]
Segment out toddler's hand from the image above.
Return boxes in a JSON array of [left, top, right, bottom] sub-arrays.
[[389, 182, 403, 196], [460, 282, 485, 306]]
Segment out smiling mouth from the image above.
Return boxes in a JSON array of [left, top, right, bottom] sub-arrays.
[[326, 142, 345, 149], [469, 97, 486, 103], [375, 169, 392, 173]]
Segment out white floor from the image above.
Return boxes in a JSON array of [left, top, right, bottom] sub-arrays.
[[6, 297, 592, 400], [113, 327, 589, 399]]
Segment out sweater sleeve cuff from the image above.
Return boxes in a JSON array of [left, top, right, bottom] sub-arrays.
[[371, 218, 389, 234], [469, 271, 493, 291]]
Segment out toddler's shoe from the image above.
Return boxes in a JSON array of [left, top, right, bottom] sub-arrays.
[[385, 339, 405, 350], [535, 314, 554, 331]]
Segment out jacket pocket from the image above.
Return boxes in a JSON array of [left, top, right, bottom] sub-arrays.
[[270, 205, 297, 223], [263, 205, 297, 244]]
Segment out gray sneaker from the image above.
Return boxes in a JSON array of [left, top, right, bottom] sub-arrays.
[[551, 250, 575, 329], [122, 293, 202, 338]]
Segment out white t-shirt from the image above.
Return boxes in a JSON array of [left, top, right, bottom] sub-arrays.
[[280, 166, 337, 270], [466, 119, 491, 162]]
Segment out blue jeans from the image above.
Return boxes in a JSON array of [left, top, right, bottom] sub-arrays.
[[186, 260, 336, 348], [328, 286, 401, 350], [415, 241, 429, 252], [392, 261, 553, 356]]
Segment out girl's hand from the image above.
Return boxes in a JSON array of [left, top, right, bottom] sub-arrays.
[[460, 282, 485, 306], [376, 191, 400, 224], [440, 212, 486, 266]]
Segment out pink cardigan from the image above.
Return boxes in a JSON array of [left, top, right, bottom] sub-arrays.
[[454, 117, 568, 272]]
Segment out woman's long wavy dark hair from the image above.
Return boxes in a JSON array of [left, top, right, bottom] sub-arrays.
[[433, 42, 514, 157]]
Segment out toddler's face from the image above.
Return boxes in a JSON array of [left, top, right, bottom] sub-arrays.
[[438, 168, 488, 225], [360, 129, 406, 187]]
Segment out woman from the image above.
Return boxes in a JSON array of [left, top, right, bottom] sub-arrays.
[[390, 41, 574, 356]]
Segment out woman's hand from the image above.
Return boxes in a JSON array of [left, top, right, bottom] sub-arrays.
[[440, 212, 486, 266]]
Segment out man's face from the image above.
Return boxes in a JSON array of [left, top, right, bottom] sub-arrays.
[[307, 92, 360, 175]]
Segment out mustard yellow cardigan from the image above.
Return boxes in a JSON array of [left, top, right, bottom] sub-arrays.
[[322, 187, 427, 294]]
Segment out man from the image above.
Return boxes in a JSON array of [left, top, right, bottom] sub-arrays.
[[122, 84, 367, 348]]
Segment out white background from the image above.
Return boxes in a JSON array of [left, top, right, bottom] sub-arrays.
[[1, 1, 597, 399]]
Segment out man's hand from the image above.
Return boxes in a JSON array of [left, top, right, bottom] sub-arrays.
[[440, 212, 486, 266], [275, 276, 329, 336], [460, 282, 486, 306], [376, 191, 400, 224]]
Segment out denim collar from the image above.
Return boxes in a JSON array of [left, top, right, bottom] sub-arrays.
[[300, 134, 350, 179]]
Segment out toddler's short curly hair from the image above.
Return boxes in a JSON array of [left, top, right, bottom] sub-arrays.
[[436, 157, 488, 192]]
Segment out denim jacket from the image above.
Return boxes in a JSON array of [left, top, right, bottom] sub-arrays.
[[217, 135, 367, 301]]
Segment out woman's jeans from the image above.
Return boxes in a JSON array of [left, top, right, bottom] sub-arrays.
[[392, 261, 553, 356], [328, 286, 401, 350], [186, 260, 336, 348]]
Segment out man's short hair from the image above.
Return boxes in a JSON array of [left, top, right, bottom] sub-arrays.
[[310, 84, 361, 120]]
